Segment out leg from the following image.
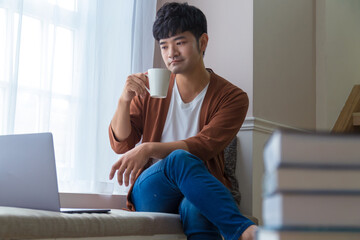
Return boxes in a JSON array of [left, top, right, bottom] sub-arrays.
[[131, 158, 183, 213], [179, 198, 222, 240], [160, 150, 254, 240], [132, 149, 254, 240]]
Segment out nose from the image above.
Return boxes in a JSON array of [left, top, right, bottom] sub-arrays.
[[168, 44, 179, 59]]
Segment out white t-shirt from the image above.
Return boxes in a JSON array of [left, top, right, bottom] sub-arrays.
[[161, 79, 209, 143]]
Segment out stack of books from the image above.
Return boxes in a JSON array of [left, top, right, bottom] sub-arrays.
[[257, 129, 360, 240]]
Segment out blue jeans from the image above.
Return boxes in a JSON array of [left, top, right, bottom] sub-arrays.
[[131, 150, 254, 240]]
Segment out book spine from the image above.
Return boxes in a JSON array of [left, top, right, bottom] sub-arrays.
[[263, 193, 360, 228], [263, 169, 360, 196], [263, 132, 360, 173]]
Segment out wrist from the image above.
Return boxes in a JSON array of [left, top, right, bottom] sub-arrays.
[[142, 142, 164, 161], [119, 96, 132, 105], [141, 142, 154, 157]]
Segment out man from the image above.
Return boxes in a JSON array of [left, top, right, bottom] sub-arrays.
[[109, 2, 257, 240]]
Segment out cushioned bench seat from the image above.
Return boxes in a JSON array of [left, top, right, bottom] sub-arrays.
[[0, 207, 186, 240]]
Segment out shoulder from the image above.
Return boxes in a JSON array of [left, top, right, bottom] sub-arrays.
[[206, 69, 248, 105]]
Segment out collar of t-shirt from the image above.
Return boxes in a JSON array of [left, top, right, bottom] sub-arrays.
[[160, 78, 209, 144]]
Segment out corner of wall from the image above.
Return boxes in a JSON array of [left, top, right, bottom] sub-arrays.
[[237, 117, 306, 225]]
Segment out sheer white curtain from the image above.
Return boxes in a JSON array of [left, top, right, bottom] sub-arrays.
[[0, 0, 157, 194]]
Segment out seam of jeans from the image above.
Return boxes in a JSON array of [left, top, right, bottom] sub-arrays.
[[163, 166, 180, 192], [163, 157, 184, 192]]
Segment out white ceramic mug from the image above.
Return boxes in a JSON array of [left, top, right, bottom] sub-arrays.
[[146, 68, 171, 98]]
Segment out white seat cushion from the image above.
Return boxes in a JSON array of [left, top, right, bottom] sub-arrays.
[[0, 207, 186, 239]]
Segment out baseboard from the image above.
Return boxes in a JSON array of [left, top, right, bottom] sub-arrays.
[[241, 117, 306, 134]]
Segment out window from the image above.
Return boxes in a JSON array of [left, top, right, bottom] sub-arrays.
[[0, 0, 86, 189], [1, 0, 157, 195]]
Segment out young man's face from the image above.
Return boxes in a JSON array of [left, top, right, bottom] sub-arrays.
[[159, 31, 206, 74]]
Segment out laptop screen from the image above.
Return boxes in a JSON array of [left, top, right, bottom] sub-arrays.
[[0, 133, 61, 211]]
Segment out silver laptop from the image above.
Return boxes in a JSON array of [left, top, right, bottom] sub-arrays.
[[0, 132, 110, 213]]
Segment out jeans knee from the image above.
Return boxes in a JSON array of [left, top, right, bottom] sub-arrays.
[[168, 149, 191, 159], [166, 149, 202, 168]]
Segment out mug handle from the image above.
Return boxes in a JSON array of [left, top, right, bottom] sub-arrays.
[[144, 73, 150, 94]]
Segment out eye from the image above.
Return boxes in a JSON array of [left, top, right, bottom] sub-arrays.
[[176, 41, 186, 46], [161, 45, 168, 50]]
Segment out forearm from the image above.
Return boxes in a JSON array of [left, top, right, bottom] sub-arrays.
[[110, 98, 132, 141], [144, 141, 189, 160]]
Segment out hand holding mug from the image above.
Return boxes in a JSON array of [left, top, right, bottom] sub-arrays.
[[121, 73, 148, 102], [121, 68, 171, 102]]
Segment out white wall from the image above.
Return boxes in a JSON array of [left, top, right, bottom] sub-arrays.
[[250, 2, 317, 222], [253, 0, 316, 130], [236, 128, 267, 224], [316, 0, 360, 130]]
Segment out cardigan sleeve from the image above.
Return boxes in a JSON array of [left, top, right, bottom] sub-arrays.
[[108, 96, 144, 154], [183, 86, 249, 162]]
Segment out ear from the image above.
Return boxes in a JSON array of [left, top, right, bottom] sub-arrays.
[[199, 33, 209, 54]]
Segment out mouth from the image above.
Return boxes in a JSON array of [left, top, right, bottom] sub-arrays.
[[169, 59, 183, 65]]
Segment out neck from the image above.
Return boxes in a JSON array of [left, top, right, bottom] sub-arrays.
[[175, 65, 210, 103]]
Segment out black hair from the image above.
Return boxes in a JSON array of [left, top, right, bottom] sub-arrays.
[[152, 2, 207, 41]]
